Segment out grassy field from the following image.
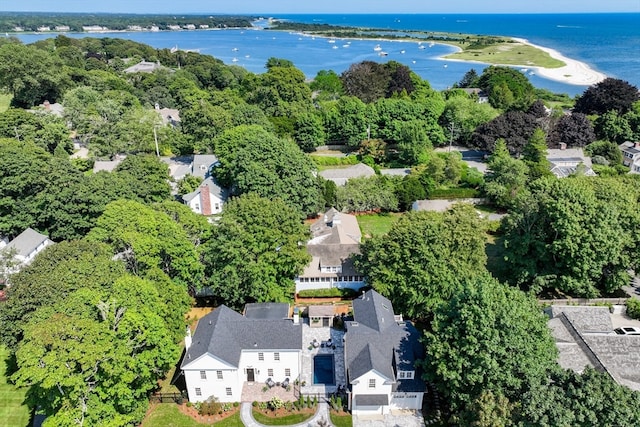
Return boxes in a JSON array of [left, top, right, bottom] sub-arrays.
[[447, 42, 565, 68], [142, 404, 243, 427], [0, 346, 31, 427], [330, 411, 353, 427], [0, 93, 12, 113], [356, 213, 403, 238], [252, 409, 314, 425]]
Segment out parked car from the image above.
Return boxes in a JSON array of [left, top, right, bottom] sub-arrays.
[[614, 326, 640, 335]]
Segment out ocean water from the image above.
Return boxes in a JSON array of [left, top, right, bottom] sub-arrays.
[[12, 13, 640, 97]]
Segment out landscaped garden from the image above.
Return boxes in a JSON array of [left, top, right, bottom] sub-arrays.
[[0, 345, 31, 427], [141, 403, 243, 426], [251, 396, 317, 425]]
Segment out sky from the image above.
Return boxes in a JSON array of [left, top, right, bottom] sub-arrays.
[[2, 0, 639, 14]]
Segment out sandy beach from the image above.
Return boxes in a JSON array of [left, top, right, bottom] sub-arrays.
[[511, 38, 607, 86]]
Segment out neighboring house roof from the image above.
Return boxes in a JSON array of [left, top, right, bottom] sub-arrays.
[[158, 107, 181, 126], [161, 156, 193, 181], [192, 154, 220, 179], [181, 304, 302, 369], [182, 177, 227, 203], [546, 306, 640, 391], [300, 209, 362, 278], [319, 163, 375, 186], [345, 290, 426, 392], [6, 228, 52, 257], [547, 148, 596, 178], [619, 141, 640, 156], [123, 60, 166, 73]]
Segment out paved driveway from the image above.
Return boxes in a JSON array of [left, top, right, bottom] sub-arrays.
[[353, 411, 426, 427]]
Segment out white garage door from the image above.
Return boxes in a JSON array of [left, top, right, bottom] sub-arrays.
[[391, 393, 421, 410]]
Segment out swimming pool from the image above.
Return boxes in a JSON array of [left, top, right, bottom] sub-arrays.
[[313, 354, 335, 385]]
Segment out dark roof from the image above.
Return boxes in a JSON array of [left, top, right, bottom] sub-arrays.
[[244, 303, 290, 320], [345, 290, 426, 391], [182, 305, 302, 368], [354, 394, 389, 406], [182, 177, 228, 202]]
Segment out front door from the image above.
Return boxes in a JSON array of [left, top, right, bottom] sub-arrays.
[[323, 317, 330, 327], [247, 368, 255, 382]]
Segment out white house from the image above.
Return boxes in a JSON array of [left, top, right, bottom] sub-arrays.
[[547, 147, 596, 178], [182, 177, 227, 215], [1, 228, 54, 273], [181, 303, 302, 403], [344, 290, 426, 416], [619, 141, 640, 173], [295, 208, 366, 293]]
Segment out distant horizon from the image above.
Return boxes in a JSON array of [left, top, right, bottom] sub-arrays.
[[2, 0, 638, 15], [2, 11, 639, 16]]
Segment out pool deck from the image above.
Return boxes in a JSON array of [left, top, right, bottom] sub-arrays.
[[300, 318, 346, 397]]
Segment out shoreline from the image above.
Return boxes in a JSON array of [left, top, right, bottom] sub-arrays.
[[510, 38, 606, 86]]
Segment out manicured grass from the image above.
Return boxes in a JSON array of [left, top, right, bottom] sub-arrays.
[[357, 213, 403, 238], [447, 42, 565, 68], [0, 346, 31, 427], [252, 408, 314, 425], [330, 411, 353, 427], [0, 93, 12, 113], [142, 404, 243, 426]]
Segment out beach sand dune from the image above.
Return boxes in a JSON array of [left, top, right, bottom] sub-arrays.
[[512, 37, 607, 86]]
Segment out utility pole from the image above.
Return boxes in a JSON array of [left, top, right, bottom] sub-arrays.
[[448, 121, 458, 152], [153, 126, 160, 157]]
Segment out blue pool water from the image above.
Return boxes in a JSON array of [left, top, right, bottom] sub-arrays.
[[313, 354, 335, 385]]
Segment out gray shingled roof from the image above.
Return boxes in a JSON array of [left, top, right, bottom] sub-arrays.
[[182, 305, 302, 369], [318, 163, 375, 186], [6, 228, 51, 257], [182, 177, 227, 202], [244, 303, 289, 320], [345, 290, 426, 392], [192, 155, 220, 179]]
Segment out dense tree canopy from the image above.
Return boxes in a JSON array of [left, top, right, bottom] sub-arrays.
[[422, 274, 557, 415], [574, 78, 640, 115], [548, 112, 596, 148], [503, 177, 640, 297], [477, 66, 536, 111], [355, 204, 487, 318], [213, 125, 321, 216], [471, 110, 540, 155], [201, 193, 310, 309]]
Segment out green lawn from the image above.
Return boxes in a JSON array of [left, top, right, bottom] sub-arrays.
[[330, 411, 353, 427], [0, 346, 31, 427], [447, 42, 566, 68], [142, 404, 243, 427], [357, 213, 403, 238], [0, 93, 12, 113], [252, 408, 314, 425]]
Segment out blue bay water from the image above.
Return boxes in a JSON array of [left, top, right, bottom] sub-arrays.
[[13, 13, 640, 97]]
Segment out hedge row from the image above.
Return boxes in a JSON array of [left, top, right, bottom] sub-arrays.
[[429, 188, 480, 199], [310, 155, 360, 166], [297, 287, 362, 298]]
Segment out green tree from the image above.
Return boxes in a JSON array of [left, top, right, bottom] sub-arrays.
[[310, 69, 344, 101], [422, 274, 557, 414], [87, 200, 203, 290], [13, 276, 180, 426], [477, 66, 536, 111], [440, 95, 499, 145], [294, 112, 326, 152], [395, 120, 432, 165], [522, 128, 552, 180], [484, 141, 529, 208], [324, 96, 370, 147], [574, 77, 640, 115], [114, 154, 171, 203], [335, 175, 399, 213], [503, 177, 640, 296], [201, 193, 310, 309], [213, 125, 321, 217], [355, 204, 487, 318], [0, 240, 126, 350]]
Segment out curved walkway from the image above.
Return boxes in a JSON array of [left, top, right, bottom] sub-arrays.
[[240, 401, 333, 427]]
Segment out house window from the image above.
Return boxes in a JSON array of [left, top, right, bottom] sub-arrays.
[[268, 369, 274, 377], [258, 352, 264, 361], [285, 368, 291, 377], [195, 388, 202, 396], [200, 371, 207, 380], [399, 371, 406, 379], [217, 370, 223, 380], [406, 371, 414, 379], [274, 352, 280, 361], [226, 387, 232, 396], [368, 379, 376, 388]]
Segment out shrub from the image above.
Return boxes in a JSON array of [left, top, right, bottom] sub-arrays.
[[310, 154, 359, 166], [233, 401, 239, 407], [268, 397, 285, 411], [627, 298, 640, 320], [297, 288, 358, 298], [199, 396, 222, 416], [186, 402, 192, 408], [252, 401, 258, 407], [429, 187, 480, 199]]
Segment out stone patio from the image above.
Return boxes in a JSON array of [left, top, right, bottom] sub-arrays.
[[241, 380, 297, 403], [300, 316, 346, 398]]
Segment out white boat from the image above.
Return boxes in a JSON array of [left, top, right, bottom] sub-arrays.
[[328, 39, 336, 43], [400, 49, 405, 54], [232, 58, 239, 62], [443, 64, 448, 68], [429, 42, 435, 47], [332, 45, 339, 49], [378, 51, 388, 57], [245, 55, 250, 58], [343, 44, 350, 48], [232, 47, 239, 51], [419, 45, 426, 50], [374, 44, 382, 51]]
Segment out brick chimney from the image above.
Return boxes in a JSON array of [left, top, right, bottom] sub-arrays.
[[200, 184, 212, 215]]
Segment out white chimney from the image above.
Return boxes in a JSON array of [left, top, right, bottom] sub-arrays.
[[293, 307, 300, 324], [184, 326, 192, 350]]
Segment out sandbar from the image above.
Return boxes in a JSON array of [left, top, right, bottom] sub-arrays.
[[511, 38, 606, 86]]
